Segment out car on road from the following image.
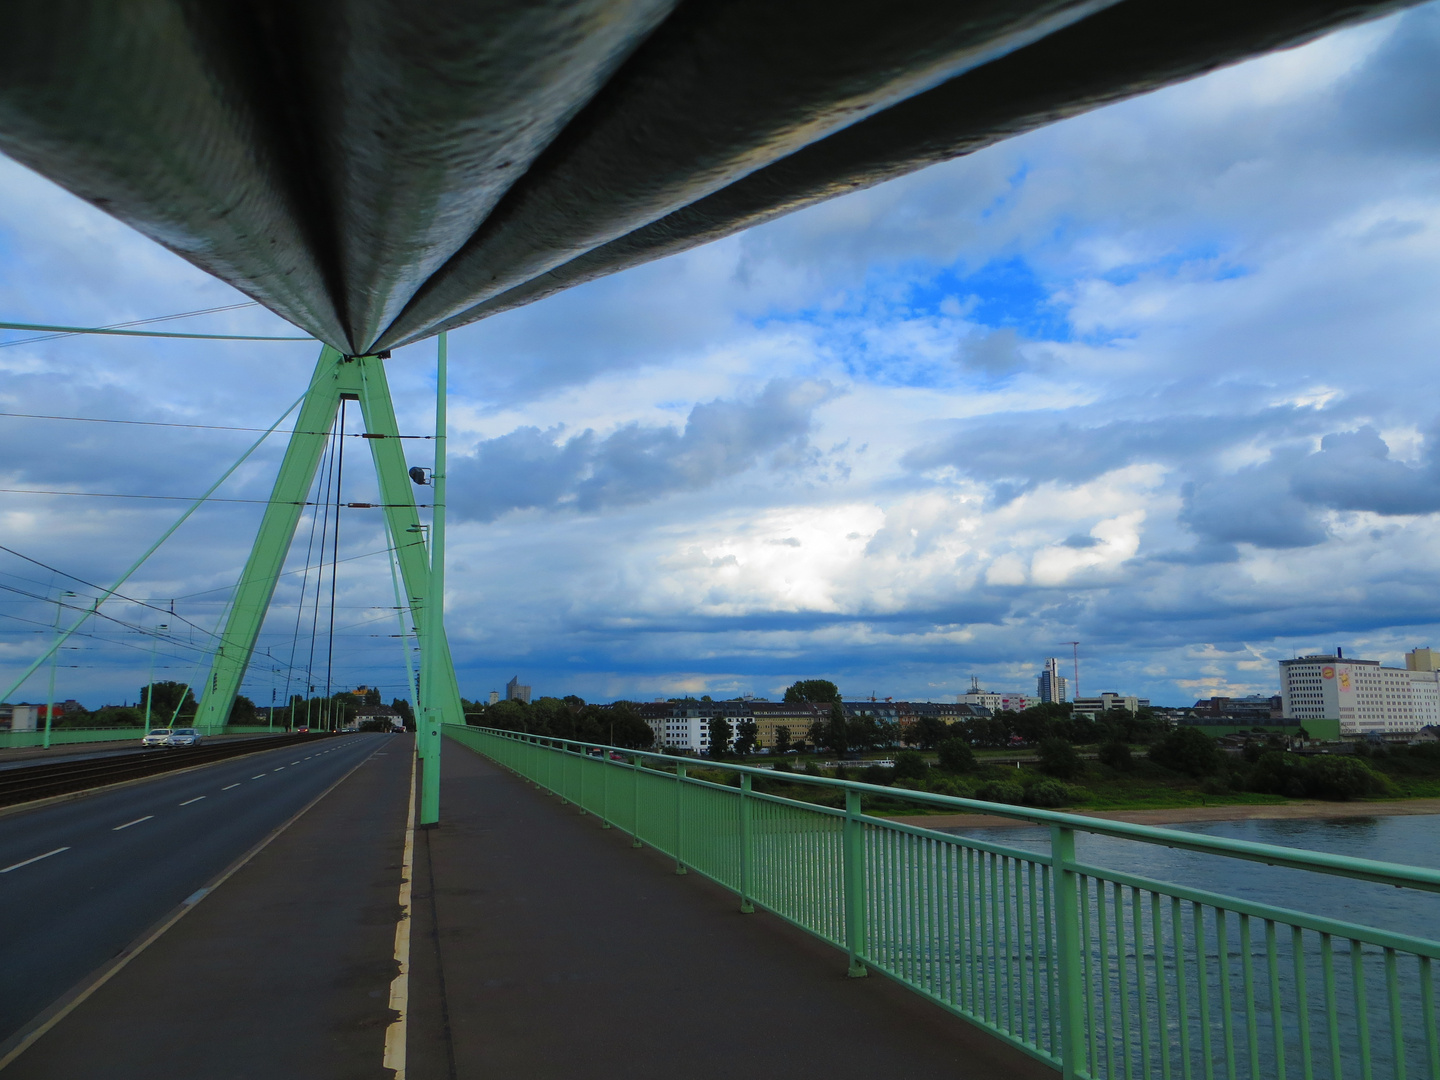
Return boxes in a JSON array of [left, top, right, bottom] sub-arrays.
[[141, 729, 171, 748], [166, 728, 203, 748]]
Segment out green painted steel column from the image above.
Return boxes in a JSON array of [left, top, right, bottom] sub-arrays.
[[355, 354, 463, 732], [194, 347, 347, 729], [418, 333, 448, 826], [1052, 825, 1086, 1080], [739, 773, 755, 913], [843, 789, 868, 978]]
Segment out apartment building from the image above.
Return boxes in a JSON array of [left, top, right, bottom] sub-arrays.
[[1279, 648, 1440, 735]]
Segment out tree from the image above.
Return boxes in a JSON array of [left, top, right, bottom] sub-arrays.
[[391, 698, 415, 730], [1038, 737, 1084, 780], [708, 716, 731, 757], [364, 685, 382, 706], [911, 715, 950, 749], [140, 681, 196, 721], [228, 695, 258, 724], [893, 750, 928, 782], [807, 720, 827, 752], [1097, 739, 1133, 771], [1148, 728, 1223, 778], [733, 718, 758, 757], [823, 702, 850, 755], [936, 738, 976, 773], [773, 725, 792, 754], [784, 679, 841, 704]]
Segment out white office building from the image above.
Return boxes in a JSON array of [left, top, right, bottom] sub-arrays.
[[1279, 649, 1440, 735], [648, 714, 715, 754]]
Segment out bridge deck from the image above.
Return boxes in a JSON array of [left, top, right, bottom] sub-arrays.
[[407, 739, 1052, 1080], [4, 736, 1052, 1078]]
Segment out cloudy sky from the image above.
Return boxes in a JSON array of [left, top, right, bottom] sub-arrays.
[[4, 5, 1440, 711]]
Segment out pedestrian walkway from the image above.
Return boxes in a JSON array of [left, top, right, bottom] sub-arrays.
[[405, 738, 1052, 1080]]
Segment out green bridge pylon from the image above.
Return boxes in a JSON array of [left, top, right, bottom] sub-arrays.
[[193, 346, 462, 737]]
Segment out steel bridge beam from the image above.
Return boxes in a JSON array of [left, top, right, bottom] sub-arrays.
[[194, 347, 462, 749]]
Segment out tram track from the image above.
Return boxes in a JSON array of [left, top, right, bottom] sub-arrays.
[[0, 733, 333, 808]]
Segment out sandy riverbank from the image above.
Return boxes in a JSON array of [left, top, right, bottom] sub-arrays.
[[889, 797, 1440, 830]]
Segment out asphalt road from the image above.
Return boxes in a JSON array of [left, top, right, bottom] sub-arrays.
[[0, 732, 394, 1045]]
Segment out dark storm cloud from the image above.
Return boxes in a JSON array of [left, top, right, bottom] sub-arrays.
[[901, 405, 1327, 497], [448, 379, 835, 521]]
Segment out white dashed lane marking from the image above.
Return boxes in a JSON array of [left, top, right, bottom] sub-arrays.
[[273, 767, 285, 772], [179, 796, 206, 806], [222, 783, 240, 791], [251, 775, 266, 780], [1, 847, 69, 873], [113, 816, 153, 831]]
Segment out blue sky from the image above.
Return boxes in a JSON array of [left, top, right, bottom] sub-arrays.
[[5, 5, 1440, 709]]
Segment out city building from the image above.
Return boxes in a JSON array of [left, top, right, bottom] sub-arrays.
[[997, 693, 1032, 713], [0, 704, 41, 731], [505, 676, 532, 705], [1037, 658, 1067, 704], [488, 691, 500, 705], [958, 676, 1001, 712], [1072, 693, 1150, 716], [1407, 647, 1440, 672], [1192, 695, 1282, 721], [1280, 651, 1440, 735]]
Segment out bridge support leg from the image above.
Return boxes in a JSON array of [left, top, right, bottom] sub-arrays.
[[194, 346, 464, 797]]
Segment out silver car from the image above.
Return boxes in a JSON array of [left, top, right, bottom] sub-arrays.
[[166, 728, 203, 748], [141, 729, 171, 748]]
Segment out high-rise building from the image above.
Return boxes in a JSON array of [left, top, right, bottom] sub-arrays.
[[1407, 647, 1440, 672], [1037, 658, 1067, 704], [488, 690, 499, 705], [505, 676, 532, 705], [1280, 652, 1440, 734]]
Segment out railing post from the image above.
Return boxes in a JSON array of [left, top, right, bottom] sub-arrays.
[[577, 745, 587, 814], [674, 763, 688, 874], [1052, 825, 1086, 1080], [600, 752, 611, 827], [843, 789, 867, 978], [739, 773, 755, 913], [631, 755, 643, 848]]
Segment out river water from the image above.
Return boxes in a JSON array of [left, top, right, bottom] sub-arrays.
[[945, 813, 1440, 937]]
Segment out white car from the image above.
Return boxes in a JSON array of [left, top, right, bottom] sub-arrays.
[[141, 729, 171, 748], [166, 728, 203, 748]]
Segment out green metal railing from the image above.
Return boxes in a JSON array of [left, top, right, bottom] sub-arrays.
[[447, 724, 1440, 1080]]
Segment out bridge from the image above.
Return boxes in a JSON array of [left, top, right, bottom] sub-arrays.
[[0, 727, 1433, 1078], [0, 0, 1433, 1075]]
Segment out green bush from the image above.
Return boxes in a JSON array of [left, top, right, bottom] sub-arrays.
[[1038, 737, 1084, 780], [1024, 780, 1074, 808], [936, 738, 976, 773], [1248, 752, 1310, 798], [860, 764, 895, 785], [927, 776, 974, 799], [975, 780, 1025, 805], [1149, 728, 1224, 778], [1304, 755, 1387, 800], [1097, 740, 1133, 771], [893, 750, 928, 781]]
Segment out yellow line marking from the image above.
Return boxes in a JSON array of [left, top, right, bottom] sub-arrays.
[[383, 747, 417, 1078]]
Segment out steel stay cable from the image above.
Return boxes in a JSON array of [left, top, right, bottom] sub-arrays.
[[324, 400, 348, 725], [0, 318, 311, 341], [1, 380, 314, 702], [0, 487, 429, 506], [0, 301, 263, 348], [0, 410, 431, 438]]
